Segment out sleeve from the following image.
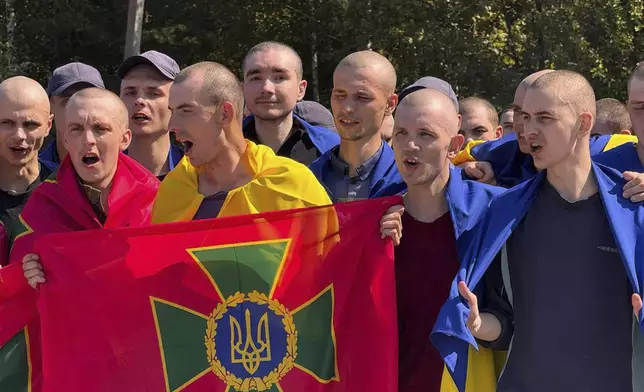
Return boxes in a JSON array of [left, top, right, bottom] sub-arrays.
[[477, 251, 514, 351]]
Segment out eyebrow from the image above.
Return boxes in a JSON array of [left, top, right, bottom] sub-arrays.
[[170, 103, 195, 111], [245, 67, 289, 77]]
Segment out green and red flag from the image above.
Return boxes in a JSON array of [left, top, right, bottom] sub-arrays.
[[0, 263, 40, 392], [36, 197, 400, 391]]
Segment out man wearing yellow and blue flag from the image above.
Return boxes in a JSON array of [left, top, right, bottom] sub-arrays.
[[152, 61, 331, 224], [433, 71, 644, 392], [453, 69, 638, 188]]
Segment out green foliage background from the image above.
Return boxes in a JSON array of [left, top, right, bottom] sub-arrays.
[[0, 0, 642, 108]]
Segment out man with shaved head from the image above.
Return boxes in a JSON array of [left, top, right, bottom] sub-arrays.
[[499, 107, 514, 135], [592, 98, 632, 135], [437, 70, 644, 391], [242, 41, 338, 165], [309, 51, 405, 202], [0, 76, 56, 265], [455, 69, 639, 188], [390, 87, 504, 392], [17, 88, 160, 288], [458, 97, 503, 143], [152, 61, 331, 224]]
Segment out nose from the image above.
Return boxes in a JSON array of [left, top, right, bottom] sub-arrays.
[[14, 126, 27, 140], [167, 115, 181, 135], [260, 79, 275, 95], [523, 119, 539, 138], [82, 129, 98, 146]]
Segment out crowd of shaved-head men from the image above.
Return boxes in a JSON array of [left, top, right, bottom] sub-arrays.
[[2, 40, 644, 392]]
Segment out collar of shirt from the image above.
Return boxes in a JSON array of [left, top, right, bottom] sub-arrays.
[[242, 115, 308, 155], [79, 179, 107, 223], [330, 140, 384, 180]]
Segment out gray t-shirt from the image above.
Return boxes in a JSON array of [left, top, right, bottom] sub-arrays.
[[498, 180, 633, 392]]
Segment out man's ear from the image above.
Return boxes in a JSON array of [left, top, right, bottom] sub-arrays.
[[578, 112, 594, 138], [120, 129, 132, 151], [297, 79, 308, 101], [448, 134, 465, 159], [619, 129, 632, 135], [44, 113, 54, 138], [495, 125, 503, 140], [385, 93, 398, 116], [220, 101, 236, 126]]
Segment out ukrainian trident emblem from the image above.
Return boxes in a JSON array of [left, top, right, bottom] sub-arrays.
[[151, 239, 339, 392]]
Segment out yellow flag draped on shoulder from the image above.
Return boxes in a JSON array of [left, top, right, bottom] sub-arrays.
[[152, 141, 332, 224]]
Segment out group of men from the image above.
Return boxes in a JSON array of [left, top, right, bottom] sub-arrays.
[[2, 39, 644, 392]]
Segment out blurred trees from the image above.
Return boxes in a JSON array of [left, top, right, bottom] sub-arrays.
[[0, 0, 641, 108]]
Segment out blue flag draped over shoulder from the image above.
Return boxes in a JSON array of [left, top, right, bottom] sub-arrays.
[[432, 161, 644, 392], [453, 134, 638, 187]]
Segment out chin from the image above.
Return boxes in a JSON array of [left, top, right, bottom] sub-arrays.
[[253, 109, 290, 121]]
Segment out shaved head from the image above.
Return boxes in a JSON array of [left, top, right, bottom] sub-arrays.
[[594, 98, 631, 135], [335, 51, 397, 94], [67, 88, 129, 129], [243, 41, 303, 80], [397, 88, 460, 135], [459, 97, 499, 127], [393, 88, 464, 187], [0, 76, 52, 168], [514, 69, 555, 106], [175, 61, 244, 121], [530, 70, 596, 118], [0, 76, 50, 113]]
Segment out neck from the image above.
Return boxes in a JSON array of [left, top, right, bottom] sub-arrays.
[[198, 135, 252, 196], [403, 166, 451, 223], [0, 158, 40, 194], [546, 143, 597, 202], [338, 134, 383, 176], [254, 114, 294, 153], [128, 133, 171, 176]]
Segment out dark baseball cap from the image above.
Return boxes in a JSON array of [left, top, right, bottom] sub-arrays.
[[398, 76, 459, 111], [294, 101, 336, 130], [117, 50, 180, 80], [46, 62, 105, 97]]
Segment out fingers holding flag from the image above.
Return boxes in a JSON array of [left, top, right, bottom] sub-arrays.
[[22, 253, 45, 289], [622, 171, 644, 202], [380, 204, 404, 246]]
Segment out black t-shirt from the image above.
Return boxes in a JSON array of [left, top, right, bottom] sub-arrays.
[[0, 163, 55, 249], [499, 180, 633, 392], [243, 117, 320, 166]]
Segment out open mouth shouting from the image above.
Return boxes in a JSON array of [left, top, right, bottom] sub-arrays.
[[178, 139, 194, 154], [81, 152, 100, 167], [529, 142, 542, 153]]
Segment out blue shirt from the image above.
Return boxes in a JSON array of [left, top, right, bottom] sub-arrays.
[[324, 142, 384, 202]]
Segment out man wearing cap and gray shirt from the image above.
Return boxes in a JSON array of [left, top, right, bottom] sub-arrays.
[[40, 62, 105, 165], [118, 50, 183, 180]]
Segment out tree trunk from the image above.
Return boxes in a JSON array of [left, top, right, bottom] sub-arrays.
[[124, 0, 145, 59], [311, 31, 320, 102], [5, 0, 15, 75]]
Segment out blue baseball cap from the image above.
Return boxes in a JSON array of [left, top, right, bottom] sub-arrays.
[[117, 50, 180, 80], [398, 76, 459, 111], [46, 62, 105, 97]]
